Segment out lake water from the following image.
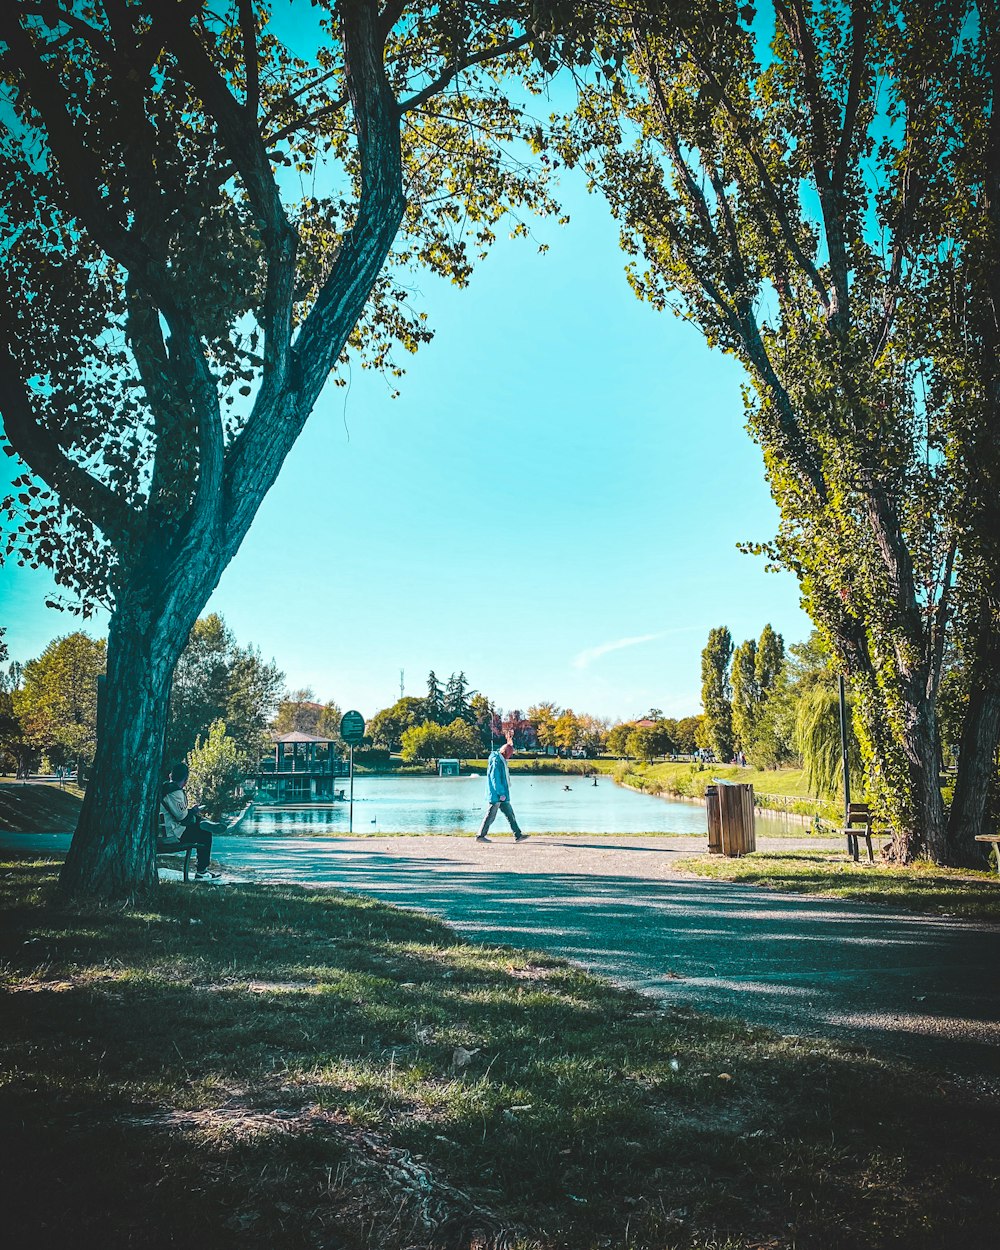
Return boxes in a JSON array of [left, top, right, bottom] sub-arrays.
[[238, 774, 785, 837]]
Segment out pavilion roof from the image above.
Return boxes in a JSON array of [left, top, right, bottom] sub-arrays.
[[271, 731, 336, 744]]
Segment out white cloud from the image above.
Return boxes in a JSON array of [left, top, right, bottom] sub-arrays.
[[572, 631, 666, 670]]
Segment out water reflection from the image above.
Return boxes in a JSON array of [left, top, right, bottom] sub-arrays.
[[238, 774, 790, 837]]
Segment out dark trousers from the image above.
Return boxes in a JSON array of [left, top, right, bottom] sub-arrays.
[[478, 800, 522, 838], [178, 818, 212, 872]]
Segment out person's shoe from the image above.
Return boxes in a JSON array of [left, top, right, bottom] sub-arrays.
[[514, 834, 530, 843], [195, 868, 222, 880], [475, 834, 492, 843]]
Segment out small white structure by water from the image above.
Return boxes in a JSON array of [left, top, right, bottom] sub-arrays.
[[438, 758, 460, 777]]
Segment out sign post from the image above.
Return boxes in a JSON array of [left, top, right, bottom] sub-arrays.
[[339, 711, 366, 834]]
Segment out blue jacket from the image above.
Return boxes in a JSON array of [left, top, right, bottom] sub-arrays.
[[485, 750, 511, 804]]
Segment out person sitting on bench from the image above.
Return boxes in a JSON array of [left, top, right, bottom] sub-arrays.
[[161, 762, 223, 880]]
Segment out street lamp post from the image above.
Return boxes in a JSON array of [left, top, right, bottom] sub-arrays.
[[838, 674, 852, 823]]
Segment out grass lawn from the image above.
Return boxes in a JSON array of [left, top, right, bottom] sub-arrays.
[[0, 782, 83, 832], [615, 762, 840, 819], [673, 848, 1000, 921], [2, 854, 998, 1250]]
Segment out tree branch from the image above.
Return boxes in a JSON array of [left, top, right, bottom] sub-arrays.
[[399, 34, 532, 114], [834, 0, 869, 191], [224, 0, 405, 547], [237, 0, 260, 117], [0, 337, 131, 548], [669, 33, 833, 314], [0, 16, 170, 300]]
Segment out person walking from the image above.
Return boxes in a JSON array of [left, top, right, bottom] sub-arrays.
[[476, 740, 529, 843]]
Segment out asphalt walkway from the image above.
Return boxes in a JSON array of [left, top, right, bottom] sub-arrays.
[[4, 831, 998, 1076]]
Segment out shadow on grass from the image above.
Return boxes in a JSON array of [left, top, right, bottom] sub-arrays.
[[2, 855, 999, 1250], [674, 850, 1000, 919]]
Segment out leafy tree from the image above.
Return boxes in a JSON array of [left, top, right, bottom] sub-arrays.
[[673, 715, 701, 754], [166, 613, 281, 766], [730, 639, 758, 754], [732, 624, 786, 755], [796, 684, 862, 805], [606, 721, 634, 757], [400, 716, 479, 762], [576, 713, 608, 756], [225, 641, 285, 761], [500, 706, 533, 750], [14, 632, 106, 777], [755, 625, 785, 699], [553, 708, 582, 754], [166, 615, 232, 765], [273, 689, 342, 741], [527, 701, 560, 750], [0, 2, 605, 900], [367, 695, 426, 751], [627, 720, 673, 763], [187, 718, 244, 820], [700, 627, 733, 763], [0, 631, 34, 777], [424, 671, 444, 725], [443, 671, 474, 723], [569, 1, 999, 863]]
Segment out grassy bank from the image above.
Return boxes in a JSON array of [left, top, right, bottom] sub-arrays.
[[0, 782, 83, 832], [673, 848, 1000, 921], [2, 854, 998, 1249], [364, 757, 619, 777], [614, 762, 841, 821]]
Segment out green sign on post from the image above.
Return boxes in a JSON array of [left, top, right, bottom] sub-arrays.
[[340, 711, 365, 833]]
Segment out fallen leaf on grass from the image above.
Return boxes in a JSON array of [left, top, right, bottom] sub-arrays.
[[451, 1046, 479, 1070]]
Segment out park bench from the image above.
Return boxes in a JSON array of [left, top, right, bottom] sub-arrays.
[[839, 802, 891, 863], [155, 810, 195, 881], [974, 835, 1000, 876]]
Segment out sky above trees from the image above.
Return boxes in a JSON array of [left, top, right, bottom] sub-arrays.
[[0, 161, 810, 721]]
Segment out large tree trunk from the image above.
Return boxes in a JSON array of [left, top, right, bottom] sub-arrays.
[[946, 621, 1000, 867], [59, 580, 199, 901], [899, 697, 948, 863]]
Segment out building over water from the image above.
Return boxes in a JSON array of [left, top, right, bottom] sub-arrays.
[[249, 731, 349, 803]]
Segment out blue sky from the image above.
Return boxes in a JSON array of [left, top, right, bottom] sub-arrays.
[[0, 165, 809, 723]]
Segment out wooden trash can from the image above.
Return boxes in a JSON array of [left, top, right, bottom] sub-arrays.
[[705, 785, 723, 854], [717, 782, 756, 857]]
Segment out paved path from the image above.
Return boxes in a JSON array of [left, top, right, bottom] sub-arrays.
[[5, 832, 999, 1076]]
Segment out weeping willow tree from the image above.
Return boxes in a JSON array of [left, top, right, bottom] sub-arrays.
[[795, 683, 861, 805]]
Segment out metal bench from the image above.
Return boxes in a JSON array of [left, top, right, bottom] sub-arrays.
[[839, 802, 891, 863], [155, 809, 194, 881], [155, 837, 195, 881]]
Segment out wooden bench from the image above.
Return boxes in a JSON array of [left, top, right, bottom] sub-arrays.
[[839, 802, 891, 863], [974, 835, 1000, 876]]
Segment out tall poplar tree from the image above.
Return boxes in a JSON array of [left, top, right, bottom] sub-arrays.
[[730, 638, 758, 754], [700, 625, 733, 762], [570, 0, 999, 862]]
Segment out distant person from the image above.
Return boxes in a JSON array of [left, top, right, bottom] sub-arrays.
[[160, 762, 223, 880], [476, 740, 529, 844]]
